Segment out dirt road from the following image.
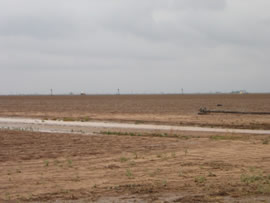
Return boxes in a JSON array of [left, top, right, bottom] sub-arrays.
[[0, 117, 270, 135]]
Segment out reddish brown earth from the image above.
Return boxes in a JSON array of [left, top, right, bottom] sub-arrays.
[[1, 129, 270, 202], [0, 94, 270, 129]]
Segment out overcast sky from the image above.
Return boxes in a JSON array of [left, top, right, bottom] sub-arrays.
[[0, 0, 269, 94]]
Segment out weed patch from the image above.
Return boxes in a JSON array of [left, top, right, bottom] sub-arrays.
[[209, 135, 240, 141], [240, 169, 270, 194], [120, 157, 129, 163], [126, 169, 133, 179], [195, 176, 206, 184]]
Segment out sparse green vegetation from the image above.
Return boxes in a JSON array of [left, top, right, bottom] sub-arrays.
[[184, 148, 188, 156], [241, 172, 264, 185], [16, 169, 21, 173], [262, 139, 269, 145], [171, 152, 176, 158], [126, 169, 133, 178], [71, 175, 80, 182], [63, 117, 76, 122], [133, 152, 138, 159], [5, 192, 11, 201], [149, 168, 161, 177], [208, 171, 216, 177], [240, 169, 270, 194], [161, 180, 167, 187], [44, 160, 49, 167], [135, 120, 145, 124], [120, 157, 129, 163], [129, 161, 136, 167], [54, 159, 60, 166], [81, 116, 90, 122], [155, 179, 167, 187], [156, 154, 162, 158], [195, 176, 206, 184], [100, 131, 191, 139], [67, 159, 73, 167], [178, 169, 183, 177], [209, 135, 240, 141]]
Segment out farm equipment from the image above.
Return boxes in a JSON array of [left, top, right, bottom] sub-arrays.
[[198, 107, 270, 115]]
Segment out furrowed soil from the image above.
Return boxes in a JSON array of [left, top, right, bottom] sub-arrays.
[[0, 94, 270, 130], [1, 130, 270, 202]]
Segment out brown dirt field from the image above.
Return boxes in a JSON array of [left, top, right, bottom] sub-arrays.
[[1, 129, 270, 202], [0, 94, 270, 130]]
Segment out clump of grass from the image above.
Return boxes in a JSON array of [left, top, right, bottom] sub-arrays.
[[162, 154, 169, 161], [120, 157, 129, 163], [176, 135, 190, 140], [54, 160, 60, 166], [80, 117, 90, 122], [71, 175, 80, 182], [16, 169, 21, 173], [178, 169, 183, 177], [152, 133, 169, 137], [5, 193, 11, 201], [44, 160, 49, 167], [171, 152, 176, 158], [156, 154, 162, 158], [155, 179, 167, 187], [209, 135, 240, 141], [126, 169, 133, 178], [195, 176, 206, 184], [100, 131, 186, 138], [63, 117, 75, 122], [257, 184, 270, 194], [208, 171, 216, 177], [262, 139, 269, 145], [162, 180, 167, 187], [184, 148, 188, 156], [149, 168, 161, 177], [129, 161, 136, 167], [135, 120, 144, 124], [240, 170, 270, 194], [133, 152, 138, 159], [67, 159, 73, 167], [240, 173, 264, 185]]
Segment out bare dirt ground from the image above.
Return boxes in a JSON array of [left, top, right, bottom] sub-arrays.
[[0, 94, 270, 130], [1, 129, 270, 202], [1, 94, 270, 202]]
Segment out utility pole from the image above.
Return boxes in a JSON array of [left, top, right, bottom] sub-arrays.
[[50, 89, 53, 96], [181, 88, 184, 95], [117, 88, 120, 95]]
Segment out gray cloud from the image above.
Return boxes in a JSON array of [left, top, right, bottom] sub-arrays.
[[0, 0, 269, 94]]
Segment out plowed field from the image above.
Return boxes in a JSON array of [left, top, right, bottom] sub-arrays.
[[0, 94, 270, 129], [1, 130, 270, 202]]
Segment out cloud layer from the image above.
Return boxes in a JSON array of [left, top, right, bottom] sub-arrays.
[[0, 0, 269, 94]]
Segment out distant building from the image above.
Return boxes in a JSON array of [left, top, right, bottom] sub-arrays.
[[231, 90, 248, 94]]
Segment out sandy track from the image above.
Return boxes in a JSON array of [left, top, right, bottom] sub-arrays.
[[0, 117, 270, 135]]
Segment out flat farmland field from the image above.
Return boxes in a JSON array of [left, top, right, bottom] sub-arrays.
[[1, 129, 270, 202], [1, 94, 270, 202], [0, 94, 270, 129]]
